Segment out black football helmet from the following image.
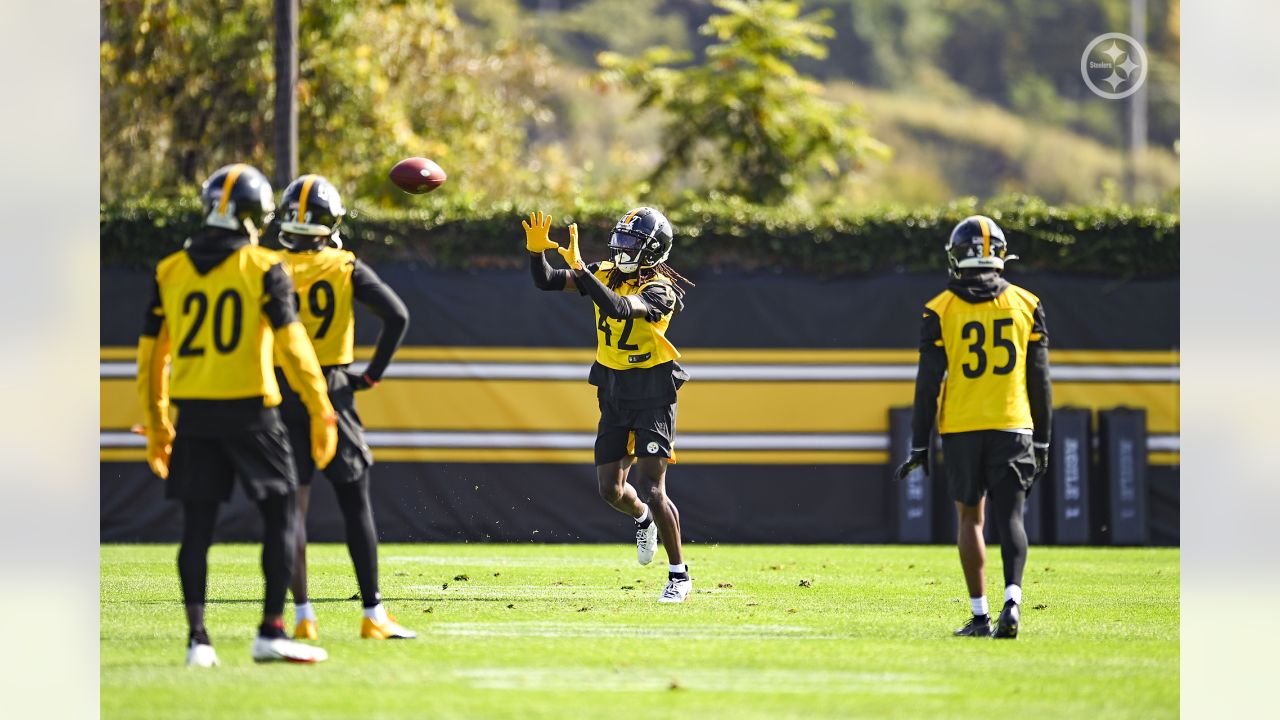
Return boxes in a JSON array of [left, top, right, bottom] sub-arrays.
[[278, 174, 347, 250], [199, 163, 276, 235], [946, 215, 1016, 277], [609, 206, 673, 273]]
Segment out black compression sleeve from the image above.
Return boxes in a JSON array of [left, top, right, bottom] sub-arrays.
[[262, 263, 299, 329], [141, 278, 164, 337], [575, 267, 638, 319], [529, 252, 572, 291], [1026, 303, 1052, 445], [352, 260, 409, 382], [911, 311, 947, 449]]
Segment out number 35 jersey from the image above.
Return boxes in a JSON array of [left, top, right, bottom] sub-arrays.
[[276, 247, 357, 366], [923, 282, 1046, 434], [154, 243, 286, 402]]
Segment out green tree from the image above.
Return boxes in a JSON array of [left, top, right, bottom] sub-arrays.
[[596, 0, 889, 204], [101, 0, 554, 205]]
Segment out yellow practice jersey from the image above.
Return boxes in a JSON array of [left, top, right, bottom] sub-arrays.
[[155, 244, 284, 403], [276, 247, 357, 366], [591, 261, 681, 370], [926, 283, 1044, 434]]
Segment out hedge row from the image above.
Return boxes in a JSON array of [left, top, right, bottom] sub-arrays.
[[101, 195, 1178, 277]]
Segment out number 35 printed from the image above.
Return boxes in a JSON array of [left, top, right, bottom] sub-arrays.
[[960, 318, 1017, 378]]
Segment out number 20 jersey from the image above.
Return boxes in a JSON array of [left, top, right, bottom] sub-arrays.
[[155, 244, 283, 402], [924, 283, 1043, 434]]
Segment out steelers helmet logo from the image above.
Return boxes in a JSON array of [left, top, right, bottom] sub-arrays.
[[646, 441, 660, 454]]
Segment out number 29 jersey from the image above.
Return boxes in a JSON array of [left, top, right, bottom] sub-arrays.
[[923, 283, 1045, 434], [276, 247, 357, 366], [155, 244, 284, 403]]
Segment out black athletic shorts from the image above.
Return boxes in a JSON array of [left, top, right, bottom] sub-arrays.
[[941, 430, 1036, 506], [166, 409, 298, 503], [594, 399, 677, 466], [276, 367, 373, 485]]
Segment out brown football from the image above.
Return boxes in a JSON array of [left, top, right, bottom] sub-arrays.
[[389, 157, 447, 194]]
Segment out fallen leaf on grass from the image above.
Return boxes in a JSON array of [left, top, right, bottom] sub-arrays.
[[799, 579, 813, 588], [577, 607, 591, 613], [454, 574, 470, 581], [1033, 604, 1049, 610], [717, 582, 734, 589]]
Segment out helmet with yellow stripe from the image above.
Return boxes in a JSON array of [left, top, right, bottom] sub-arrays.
[[199, 163, 276, 236], [278, 174, 347, 251], [946, 215, 1016, 277]]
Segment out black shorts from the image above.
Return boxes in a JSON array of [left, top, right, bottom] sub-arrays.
[[941, 430, 1036, 506], [166, 414, 298, 503], [277, 367, 373, 485], [594, 400, 677, 466]]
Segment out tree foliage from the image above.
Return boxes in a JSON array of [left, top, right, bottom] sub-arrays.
[[100, 0, 554, 205], [596, 0, 890, 205]]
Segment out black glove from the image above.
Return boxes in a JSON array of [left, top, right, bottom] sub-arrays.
[[1033, 443, 1050, 479], [345, 371, 377, 392], [893, 448, 929, 481]]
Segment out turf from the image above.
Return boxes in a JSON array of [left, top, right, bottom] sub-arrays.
[[101, 543, 1178, 719]]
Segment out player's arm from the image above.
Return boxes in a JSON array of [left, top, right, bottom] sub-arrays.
[[895, 309, 947, 480], [264, 263, 338, 469], [350, 259, 409, 389], [135, 279, 174, 479], [524, 211, 578, 292], [1026, 302, 1053, 476]]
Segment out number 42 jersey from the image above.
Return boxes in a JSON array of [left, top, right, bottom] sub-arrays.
[[923, 282, 1046, 435]]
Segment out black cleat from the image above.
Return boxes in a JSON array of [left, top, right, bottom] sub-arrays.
[[954, 614, 992, 637], [992, 600, 1020, 639]]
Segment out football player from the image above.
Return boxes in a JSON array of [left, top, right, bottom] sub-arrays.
[[273, 174, 416, 641], [525, 209, 696, 603], [894, 215, 1052, 639], [136, 163, 337, 666]]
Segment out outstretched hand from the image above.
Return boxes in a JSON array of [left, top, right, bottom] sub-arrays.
[[557, 222, 584, 270], [523, 211, 559, 253]]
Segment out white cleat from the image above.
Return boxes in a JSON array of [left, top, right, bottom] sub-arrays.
[[636, 520, 659, 566], [251, 635, 329, 664], [658, 576, 692, 603], [185, 641, 220, 668]]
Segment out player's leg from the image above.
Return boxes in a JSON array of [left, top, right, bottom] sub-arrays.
[[177, 499, 221, 667], [281, 399, 319, 638], [332, 473, 416, 639], [168, 432, 235, 667], [986, 434, 1036, 639], [634, 458, 691, 602], [228, 424, 327, 663], [289, 483, 316, 638], [943, 432, 992, 636]]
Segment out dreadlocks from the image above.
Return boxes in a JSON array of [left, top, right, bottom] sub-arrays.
[[606, 262, 694, 298]]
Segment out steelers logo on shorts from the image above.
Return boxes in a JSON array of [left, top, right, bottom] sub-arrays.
[[646, 441, 660, 454]]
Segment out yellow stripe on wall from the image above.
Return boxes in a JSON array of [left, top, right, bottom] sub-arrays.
[[100, 377, 1180, 435], [101, 346, 1181, 366]]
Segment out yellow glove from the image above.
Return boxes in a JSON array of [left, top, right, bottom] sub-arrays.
[[311, 412, 338, 470], [556, 222, 584, 270], [522, 211, 559, 253], [133, 421, 175, 480]]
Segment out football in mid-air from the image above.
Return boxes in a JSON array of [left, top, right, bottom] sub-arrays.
[[389, 157, 447, 194]]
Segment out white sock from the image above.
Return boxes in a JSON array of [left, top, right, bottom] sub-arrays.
[[1005, 585, 1022, 605], [970, 596, 989, 617], [669, 563, 687, 575], [363, 603, 389, 623], [294, 602, 316, 622], [635, 506, 651, 524]]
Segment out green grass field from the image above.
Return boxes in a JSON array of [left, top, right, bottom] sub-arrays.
[[101, 543, 1178, 719]]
